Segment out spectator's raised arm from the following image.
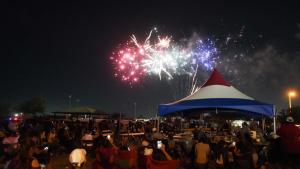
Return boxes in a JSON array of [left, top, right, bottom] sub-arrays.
[[160, 143, 172, 161]]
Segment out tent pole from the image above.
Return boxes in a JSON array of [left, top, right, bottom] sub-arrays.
[[273, 105, 276, 133], [181, 112, 183, 132], [199, 114, 201, 126], [262, 116, 265, 133], [156, 112, 160, 132]]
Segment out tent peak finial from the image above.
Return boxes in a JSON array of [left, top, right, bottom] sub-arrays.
[[202, 69, 230, 87]]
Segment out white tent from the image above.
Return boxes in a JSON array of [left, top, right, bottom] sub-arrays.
[[159, 69, 274, 118]]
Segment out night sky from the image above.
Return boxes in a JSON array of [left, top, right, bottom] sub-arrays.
[[2, 1, 300, 117]]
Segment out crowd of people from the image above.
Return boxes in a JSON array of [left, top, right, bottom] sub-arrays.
[[0, 115, 300, 169]]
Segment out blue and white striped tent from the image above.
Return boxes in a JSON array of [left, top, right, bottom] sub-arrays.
[[159, 69, 274, 117]]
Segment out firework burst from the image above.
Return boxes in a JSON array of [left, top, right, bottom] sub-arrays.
[[192, 39, 218, 70], [111, 28, 222, 84], [110, 42, 146, 84]]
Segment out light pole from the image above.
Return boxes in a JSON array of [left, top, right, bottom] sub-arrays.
[[68, 95, 72, 110], [76, 99, 80, 107], [288, 91, 296, 111], [134, 102, 137, 121]]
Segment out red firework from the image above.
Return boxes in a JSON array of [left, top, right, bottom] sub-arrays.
[[110, 42, 146, 84]]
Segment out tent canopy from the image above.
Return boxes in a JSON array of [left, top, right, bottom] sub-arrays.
[[159, 69, 274, 117]]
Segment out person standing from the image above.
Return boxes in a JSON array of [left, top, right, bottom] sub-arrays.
[[195, 138, 210, 169], [239, 122, 250, 144], [277, 116, 300, 167]]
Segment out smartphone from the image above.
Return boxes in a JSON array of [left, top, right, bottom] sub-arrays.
[[157, 140, 162, 149], [232, 142, 236, 146], [107, 135, 110, 139]]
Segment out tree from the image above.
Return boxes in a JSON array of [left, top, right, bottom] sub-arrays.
[[16, 97, 46, 115], [290, 106, 300, 123], [111, 112, 126, 120], [0, 103, 12, 117], [137, 115, 145, 119]]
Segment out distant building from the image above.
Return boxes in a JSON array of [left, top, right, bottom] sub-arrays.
[[52, 106, 109, 121]]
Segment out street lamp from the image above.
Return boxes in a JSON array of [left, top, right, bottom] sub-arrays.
[[134, 102, 137, 121], [76, 99, 80, 107], [288, 91, 296, 109], [68, 95, 72, 110]]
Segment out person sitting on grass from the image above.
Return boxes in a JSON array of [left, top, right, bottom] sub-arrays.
[[69, 148, 87, 169], [147, 142, 179, 169], [93, 135, 118, 169]]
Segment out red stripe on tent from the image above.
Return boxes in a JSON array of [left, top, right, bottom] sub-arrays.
[[202, 69, 230, 87]]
